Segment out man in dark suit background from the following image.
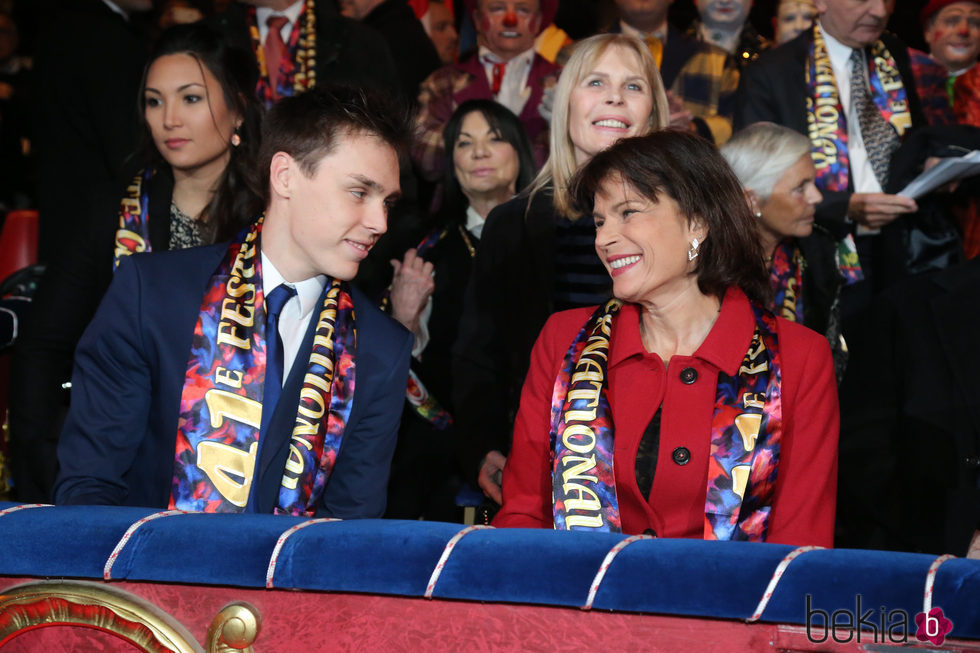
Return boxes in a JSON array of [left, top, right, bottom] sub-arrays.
[[337, 0, 442, 102], [209, 0, 399, 108], [54, 87, 414, 518], [734, 0, 925, 330]]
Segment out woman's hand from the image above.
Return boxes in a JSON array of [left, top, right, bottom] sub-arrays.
[[389, 248, 435, 336]]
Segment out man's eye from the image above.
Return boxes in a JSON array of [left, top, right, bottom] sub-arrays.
[[351, 190, 365, 199]]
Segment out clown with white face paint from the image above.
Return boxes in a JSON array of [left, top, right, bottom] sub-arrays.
[[688, 0, 770, 68], [694, 0, 751, 52], [412, 0, 560, 180], [906, 0, 980, 126], [923, 0, 980, 74]]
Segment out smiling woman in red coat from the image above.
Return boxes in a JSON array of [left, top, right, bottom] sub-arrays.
[[494, 131, 838, 547]]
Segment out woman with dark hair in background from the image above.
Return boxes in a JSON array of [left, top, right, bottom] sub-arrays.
[[384, 99, 535, 520], [9, 22, 263, 502], [495, 131, 838, 546]]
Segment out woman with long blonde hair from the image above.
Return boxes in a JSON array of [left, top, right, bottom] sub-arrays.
[[451, 33, 669, 508]]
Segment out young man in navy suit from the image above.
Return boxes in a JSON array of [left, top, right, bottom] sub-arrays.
[[54, 86, 414, 518]]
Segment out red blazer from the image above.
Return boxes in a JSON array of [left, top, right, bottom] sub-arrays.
[[494, 288, 839, 547]]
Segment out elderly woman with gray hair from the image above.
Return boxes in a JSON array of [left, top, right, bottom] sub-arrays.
[[722, 122, 847, 380]]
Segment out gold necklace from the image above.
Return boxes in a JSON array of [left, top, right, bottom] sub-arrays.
[[457, 223, 476, 258]]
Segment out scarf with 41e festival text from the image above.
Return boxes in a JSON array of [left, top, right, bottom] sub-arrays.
[[169, 217, 355, 516]]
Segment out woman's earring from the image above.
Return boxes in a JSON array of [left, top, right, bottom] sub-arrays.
[[688, 237, 700, 262], [231, 129, 242, 147], [754, 211, 762, 218]]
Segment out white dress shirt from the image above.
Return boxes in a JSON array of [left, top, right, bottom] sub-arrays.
[[260, 253, 327, 385], [478, 45, 535, 117], [256, 0, 304, 45], [464, 205, 486, 240], [820, 23, 883, 197], [101, 0, 128, 19]]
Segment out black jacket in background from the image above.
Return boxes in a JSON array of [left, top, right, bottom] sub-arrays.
[[33, 0, 148, 263], [838, 257, 980, 556], [209, 1, 399, 95], [9, 168, 174, 502], [362, 0, 441, 102]]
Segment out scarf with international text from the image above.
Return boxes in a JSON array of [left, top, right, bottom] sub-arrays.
[[248, 0, 317, 108], [805, 26, 911, 192], [113, 168, 154, 270], [169, 217, 356, 516], [549, 297, 784, 541]]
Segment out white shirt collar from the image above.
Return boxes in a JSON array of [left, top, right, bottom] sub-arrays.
[[465, 205, 486, 239], [256, 1, 305, 33], [619, 20, 667, 44], [260, 252, 327, 322], [819, 21, 859, 69], [478, 44, 535, 67], [101, 0, 128, 19]]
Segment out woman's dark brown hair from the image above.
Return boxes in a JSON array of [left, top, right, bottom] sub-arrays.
[[570, 130, 770, 306], [138, 22, 264, 241]]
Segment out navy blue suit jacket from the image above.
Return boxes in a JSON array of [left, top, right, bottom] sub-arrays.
[[53, 243, 413, 518]]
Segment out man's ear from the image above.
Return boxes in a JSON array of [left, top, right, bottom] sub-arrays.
[[269, 152, 294, 200], [744, 188, 762, 217]]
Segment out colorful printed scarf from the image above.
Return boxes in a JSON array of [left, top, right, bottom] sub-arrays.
[[248, 0, 317, 108], [702, 305, 783, 542], [549, 298, 783, 540], [169, 218, 356, 516], [806, 27, 911, 192], [550, 299, 622, 532], [836, 233, 864, 285], [769, 240, 804, 323], [113, 168, 154, 270]]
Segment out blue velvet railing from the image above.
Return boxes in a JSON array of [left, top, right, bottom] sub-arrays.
[[1, 503, 978, 638]]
